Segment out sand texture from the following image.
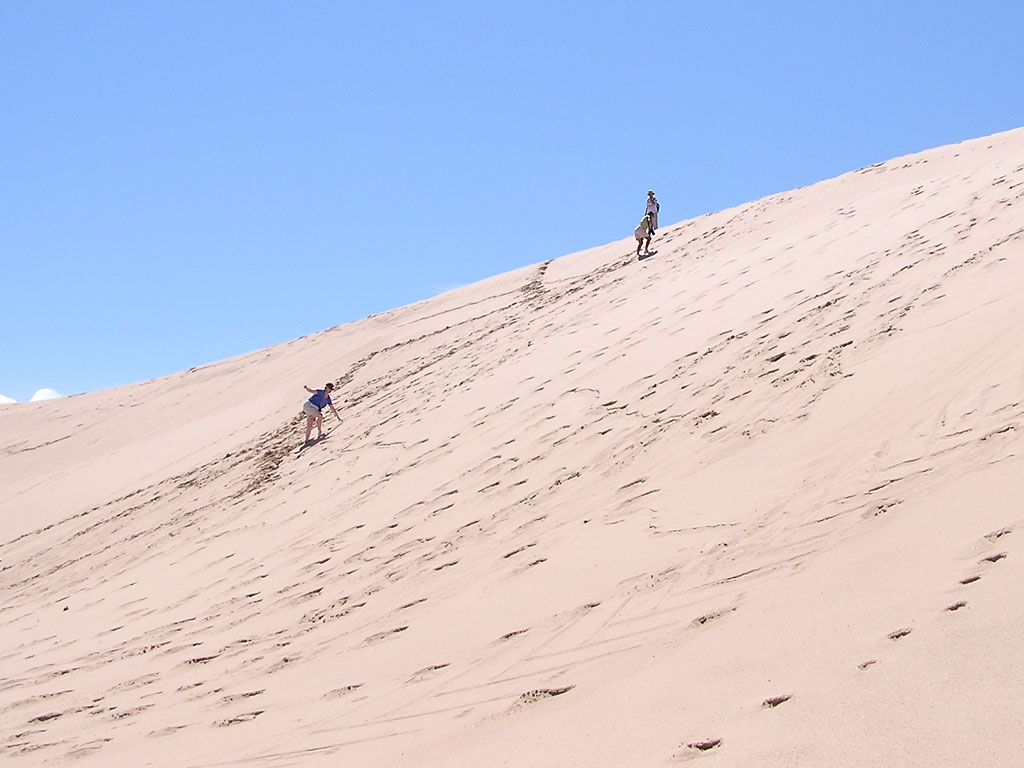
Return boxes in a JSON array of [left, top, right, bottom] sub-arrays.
[[2, 128, 1024, 766]]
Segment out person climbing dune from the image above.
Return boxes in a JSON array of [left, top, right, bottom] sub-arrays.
[[302, 382, 341, 443], [634, 211, 654, 256]]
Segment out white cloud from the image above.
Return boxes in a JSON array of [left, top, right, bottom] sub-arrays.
[[0, 394, 16, 405], [29, 388, 63, 402]]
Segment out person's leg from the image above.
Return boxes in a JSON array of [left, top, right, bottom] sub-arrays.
[[316, 412, 324, 437], [305, 414, 315, 442], [636, 237, 642, 255]]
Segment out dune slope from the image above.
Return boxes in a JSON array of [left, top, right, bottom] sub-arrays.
[[2, 128, 1024, 767]]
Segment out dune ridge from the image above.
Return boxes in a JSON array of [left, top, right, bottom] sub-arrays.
[[2, 127, 1024, 766]]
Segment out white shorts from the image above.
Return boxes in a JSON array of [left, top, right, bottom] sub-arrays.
[[303, 401, 321, 417]]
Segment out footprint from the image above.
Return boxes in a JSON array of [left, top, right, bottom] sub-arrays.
[[513, 686, 574, 706], [945, 601, 967, 612], [959, 575, 982, 585], [28, 711, 64, 723], [364, 626, 408, 644], [110, 704, 155, 720], [887, 628, 912, 640], [985, 527, 1013, 541], [183, 654, 219, 665], [762, 695, 792, 708], [981, 552, 1007, 564], [214, 710, 264, 727], [503, 544, 535, 559], [407, 663, 450, 682], [685, 738, 722, 752], [219, 690, 264, 704], [693, 607, 736, 626], [498, 628, 529, 642], [398, 598, 428, 610], [147, 725, 189, 738], [324, 684, 364, 698], [858, 660, 877, 670]]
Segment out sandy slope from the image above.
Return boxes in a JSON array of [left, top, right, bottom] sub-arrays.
[[2, 128, 1023, 767]]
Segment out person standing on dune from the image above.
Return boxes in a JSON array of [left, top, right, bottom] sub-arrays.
[[645, 190, 660, 234], [302, 382, 340, 443]]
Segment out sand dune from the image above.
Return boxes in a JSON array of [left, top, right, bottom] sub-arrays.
[[2, 128, 1023, 767]]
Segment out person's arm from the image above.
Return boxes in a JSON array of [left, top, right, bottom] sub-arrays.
[[304, 385, 316, 394], [329, 403, 341, 420]]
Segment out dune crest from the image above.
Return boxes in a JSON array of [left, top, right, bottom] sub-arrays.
[[3, 128, 1024, 766]]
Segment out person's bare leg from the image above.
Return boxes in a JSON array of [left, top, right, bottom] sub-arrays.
[[316, 412, 324, 438], [305, 414, 316, 442]]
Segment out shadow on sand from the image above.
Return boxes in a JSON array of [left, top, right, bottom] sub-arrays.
[[298, 433, 330, 453]]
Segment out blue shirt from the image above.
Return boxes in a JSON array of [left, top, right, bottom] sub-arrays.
[[308, 390, 333, 410]]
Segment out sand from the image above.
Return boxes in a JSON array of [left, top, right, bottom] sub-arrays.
[[2, 127, 1023, 767]]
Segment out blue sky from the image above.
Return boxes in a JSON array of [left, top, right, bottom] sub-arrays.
[[2, 1, 1021, 403]]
